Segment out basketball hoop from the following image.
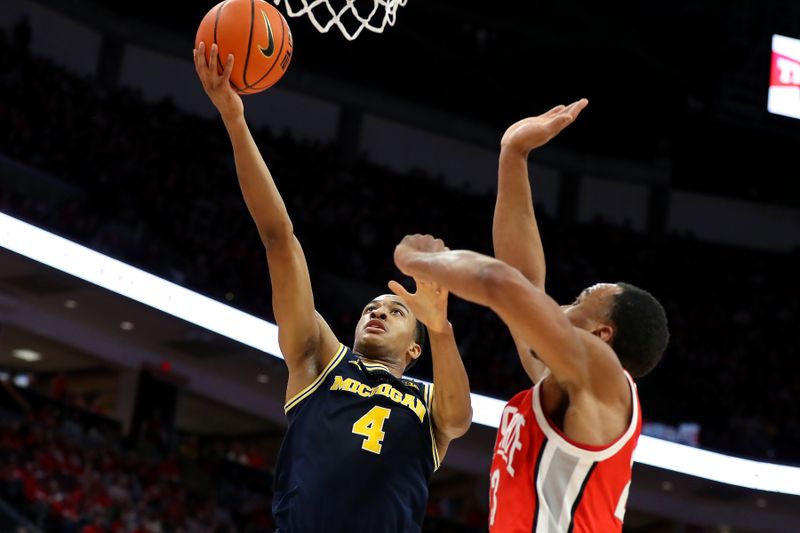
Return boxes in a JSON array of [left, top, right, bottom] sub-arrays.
[[273, 0, 407, 41]]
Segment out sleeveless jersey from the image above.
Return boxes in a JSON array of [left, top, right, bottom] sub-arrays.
[[273, 344, 440, 533], [488, 372, 641, 533]]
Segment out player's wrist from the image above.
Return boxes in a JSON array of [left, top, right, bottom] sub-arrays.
[[499, 143, 530, 159], [426, 320, 452, 336], [220, 108, 246, 128]]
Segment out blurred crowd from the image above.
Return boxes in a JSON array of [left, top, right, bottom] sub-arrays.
[[0, 387, 273, 533], [0, 383, 483, 532], [1, 17, 799, 474]]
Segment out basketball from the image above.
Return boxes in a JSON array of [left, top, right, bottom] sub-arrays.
[[195, 0, 293, 94]]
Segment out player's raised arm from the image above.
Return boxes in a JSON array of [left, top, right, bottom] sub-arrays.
[[194, 44, 338, 390], [393, 237, 626, 397], [388, 237, 472, 457], [493, 99, 588, 383], [494, 99, 586, 289]]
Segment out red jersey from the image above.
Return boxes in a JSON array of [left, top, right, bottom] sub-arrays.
[[489, 372, 641, 533]]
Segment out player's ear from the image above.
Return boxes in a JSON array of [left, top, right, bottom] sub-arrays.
[[407, 342, 422, 361], [593, 323, 614, 343]]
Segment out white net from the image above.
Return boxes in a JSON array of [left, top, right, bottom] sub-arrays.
[[273, 0, 408, 41]]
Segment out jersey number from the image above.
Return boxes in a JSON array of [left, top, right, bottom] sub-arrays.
[[352, 406, 392, 454], [489, 468, 500, 526]]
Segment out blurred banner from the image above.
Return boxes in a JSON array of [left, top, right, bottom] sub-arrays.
[[768, 34, 800, 120]]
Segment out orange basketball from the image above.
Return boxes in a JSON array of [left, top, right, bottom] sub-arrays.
[[196, 0, 293, 94]]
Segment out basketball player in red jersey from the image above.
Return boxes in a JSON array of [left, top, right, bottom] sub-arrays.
[[392, 100, 669, 532]]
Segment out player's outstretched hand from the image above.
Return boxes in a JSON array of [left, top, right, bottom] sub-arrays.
[[388, 279, 449, 334], [194, 42, 244, 121], [501, 98, 588, 156]]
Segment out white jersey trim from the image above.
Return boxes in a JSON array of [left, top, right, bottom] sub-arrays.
[[532, 371, 639, 462]]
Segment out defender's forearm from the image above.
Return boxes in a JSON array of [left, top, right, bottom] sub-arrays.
[[400, 250, 500, 309]]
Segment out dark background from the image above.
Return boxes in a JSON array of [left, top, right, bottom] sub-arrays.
[[102, 0, 800, 206]]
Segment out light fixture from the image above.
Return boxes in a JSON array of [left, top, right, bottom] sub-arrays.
[[257, 373, 269, 383], [64, 299, 78, 309], [12, 349, 41, 362], [660, 481, 673, 491], [755, 498, 767, 508], [120, 321, 135, 331]]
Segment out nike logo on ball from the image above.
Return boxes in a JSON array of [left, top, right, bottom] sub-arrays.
[[257, 10, 275, 58]]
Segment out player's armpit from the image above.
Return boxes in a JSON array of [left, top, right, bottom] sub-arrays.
[[511, 336, 548, 384]]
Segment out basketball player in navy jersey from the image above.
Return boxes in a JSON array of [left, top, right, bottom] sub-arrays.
[[392, 101, 669, 532], [194, 44, 473, 533]]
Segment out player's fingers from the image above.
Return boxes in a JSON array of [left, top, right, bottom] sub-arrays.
[[209, 43, 219, 75], [388, 280, 412, 299], [192, 49, 201, 76], [546, 113, 574, 132], [222, 53, 235, 82], [196, 42, 207, 71], [543, 104, 566, 118], [565, 98, 589, 118]]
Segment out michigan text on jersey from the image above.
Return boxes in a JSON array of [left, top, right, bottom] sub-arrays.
[[330, 376, 427, 422]]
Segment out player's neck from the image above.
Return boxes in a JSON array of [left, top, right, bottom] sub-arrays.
[[357, 354, 405, 378]]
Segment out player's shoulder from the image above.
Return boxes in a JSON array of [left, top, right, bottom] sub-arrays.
[[501, 387, 535, 412], [400, 377, 426, 395]]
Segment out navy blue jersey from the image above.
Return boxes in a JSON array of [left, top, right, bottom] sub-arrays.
[[273, 344, 440, 533]]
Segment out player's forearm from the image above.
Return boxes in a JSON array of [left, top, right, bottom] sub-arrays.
[[223, 113, 294, 244], [429, 323, 472, 439], [493, 148, 546, 289], [398, 250, 503, 309]]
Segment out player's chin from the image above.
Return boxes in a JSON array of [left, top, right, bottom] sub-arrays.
[[356, 331, 386, 349]]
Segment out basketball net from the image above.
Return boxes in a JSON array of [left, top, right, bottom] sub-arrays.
[[273, 0, 407, 41]]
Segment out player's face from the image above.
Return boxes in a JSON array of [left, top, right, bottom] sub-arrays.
[[562, 283, 622, 333], [354, 294, 419, 361]]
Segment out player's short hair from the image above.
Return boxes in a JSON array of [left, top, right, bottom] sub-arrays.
[[608, 283, 669, 378], [405, 320, 427, 372]]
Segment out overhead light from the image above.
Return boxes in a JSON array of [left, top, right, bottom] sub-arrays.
[[64, 299, 78, 309], [257, 373, 269, 384], [120, 321, 135, 331], [12, 349, 41, 362], [660, 481, 673, 491], [13, 374, 30, 388], [225, 292, 235, 301], [755, 498, 767, 508]]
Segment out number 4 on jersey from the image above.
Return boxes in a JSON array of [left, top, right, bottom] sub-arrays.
[[352, 406, 392, 454]]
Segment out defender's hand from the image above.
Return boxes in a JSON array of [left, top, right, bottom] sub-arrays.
[[194, 42, 244, 121], [500, 98, 588, 156], [388, 279, 449, 334]]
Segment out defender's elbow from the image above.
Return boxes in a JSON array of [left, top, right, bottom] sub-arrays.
[[478, 260, 523, 304]]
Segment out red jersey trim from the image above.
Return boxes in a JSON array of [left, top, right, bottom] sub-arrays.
[[532, 371, 639, 461]]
